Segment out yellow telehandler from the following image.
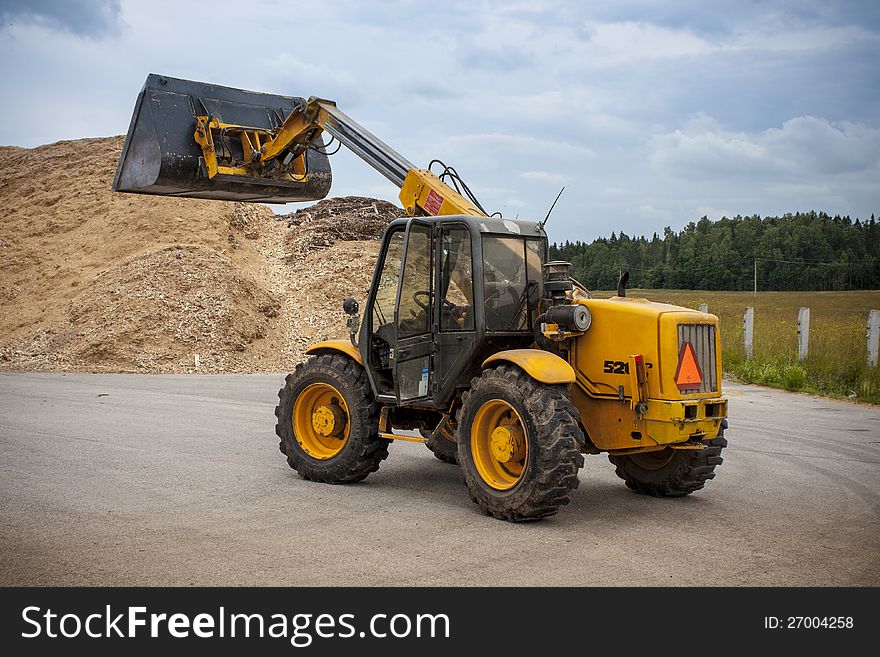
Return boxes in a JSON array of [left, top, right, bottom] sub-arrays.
[[114, 75, 728, 521]]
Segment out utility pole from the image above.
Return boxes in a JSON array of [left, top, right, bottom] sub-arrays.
[[754, 257, 757, 296], [797, 307, 810, 362], [868, 310, 880, 368], [744, 307, 754, 358]]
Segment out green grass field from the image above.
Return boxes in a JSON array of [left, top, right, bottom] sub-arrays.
[[591, 289, 880, 404]]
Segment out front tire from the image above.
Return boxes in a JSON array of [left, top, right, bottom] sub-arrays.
[[275, 353, 390, 483], [457, 365, 584, 521], [608, 424, 727, 496]]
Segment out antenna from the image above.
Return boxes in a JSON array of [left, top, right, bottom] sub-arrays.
[[539, 186, 565, 229]]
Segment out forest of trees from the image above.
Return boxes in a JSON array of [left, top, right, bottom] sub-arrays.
[[550, 212, 880, 291]]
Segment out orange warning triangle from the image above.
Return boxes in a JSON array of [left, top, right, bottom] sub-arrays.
[[675, 342, 703, 390]]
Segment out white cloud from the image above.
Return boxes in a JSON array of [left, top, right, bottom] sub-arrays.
[[695, 205, 733, 220], [729, 25, 880, 53], [501, 198, 527, 210], [444, 133, 596, 159], [258, 52, 358, 93], [763, 117, 880, 175], [520, 170, 573, 185], [583, 21, 715, 64], [649, 114, 880, 180], [638, 202, 674, 219]]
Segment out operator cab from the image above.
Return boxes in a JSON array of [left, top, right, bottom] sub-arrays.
[[360, 215, 547, 409]]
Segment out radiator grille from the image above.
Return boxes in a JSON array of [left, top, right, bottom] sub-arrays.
[[677, 324, 718, 393]]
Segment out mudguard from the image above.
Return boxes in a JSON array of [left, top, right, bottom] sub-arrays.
[[482, 349, 575, 384], [305, 340, 363, 366]]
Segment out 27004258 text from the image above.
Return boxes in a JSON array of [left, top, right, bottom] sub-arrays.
[[764, 616, 853, 629]]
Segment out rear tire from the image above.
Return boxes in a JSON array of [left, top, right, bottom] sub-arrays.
[[275, 353, 390, 483], [608, 425, 727, 497], [420, 425, 458, 464], [457, 365, 584, 521]]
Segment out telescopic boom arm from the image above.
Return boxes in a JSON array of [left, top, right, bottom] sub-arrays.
[[193, 97, 486, 218]]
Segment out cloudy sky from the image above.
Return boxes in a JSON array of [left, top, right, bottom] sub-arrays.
[[1, 0, 877, 243]]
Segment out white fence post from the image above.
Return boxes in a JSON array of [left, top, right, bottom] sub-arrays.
[[868, 310, 880, 368], [797, 307, 810, 362], [743, 307, 754, 359], [699, 303, 708, 313]]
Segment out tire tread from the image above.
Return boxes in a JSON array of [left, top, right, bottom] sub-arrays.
[[274, 354, 389, 484], [457, 365, 584, 521]]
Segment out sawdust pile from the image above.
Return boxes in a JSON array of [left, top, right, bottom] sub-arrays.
[[0, 136, 400, 373], [281, 196, 401, 257]]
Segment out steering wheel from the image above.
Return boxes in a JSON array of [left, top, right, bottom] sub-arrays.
[[413, 290, 432, 311], [484, 285, 505, 306], [413, 290, 459, 313]]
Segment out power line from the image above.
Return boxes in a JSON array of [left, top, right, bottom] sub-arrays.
[[601, 259, 874, 274], [755, 256, 876, 266]]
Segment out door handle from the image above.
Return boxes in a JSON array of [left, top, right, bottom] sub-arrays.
[[398, 348, 411, 358]]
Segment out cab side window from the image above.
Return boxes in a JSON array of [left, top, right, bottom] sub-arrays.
[[370, 229, 404, 375], [372, 230, 404, 333], [396, 224, 432, 339], [483, 236, 528, 331], [440, 226, 474, 331], [482, 236, 545, 331]]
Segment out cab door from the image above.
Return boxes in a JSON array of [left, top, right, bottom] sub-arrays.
[[434, 222, 477, 403], [393, 220, 435, 403]]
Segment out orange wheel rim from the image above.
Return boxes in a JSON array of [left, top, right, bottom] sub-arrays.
[[470, 399, 528, 490], [292, 383, 350, 459]]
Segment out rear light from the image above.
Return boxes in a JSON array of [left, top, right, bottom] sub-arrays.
[[705, 402, 725, 418]]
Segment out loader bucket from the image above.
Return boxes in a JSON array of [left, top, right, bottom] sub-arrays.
[[112, 74, 332, 203]]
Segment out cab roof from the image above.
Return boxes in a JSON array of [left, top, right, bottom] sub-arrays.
[[387, 214, 546, 238]]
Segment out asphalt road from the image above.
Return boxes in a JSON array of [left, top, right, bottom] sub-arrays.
[[1, 372, 878, 586]]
